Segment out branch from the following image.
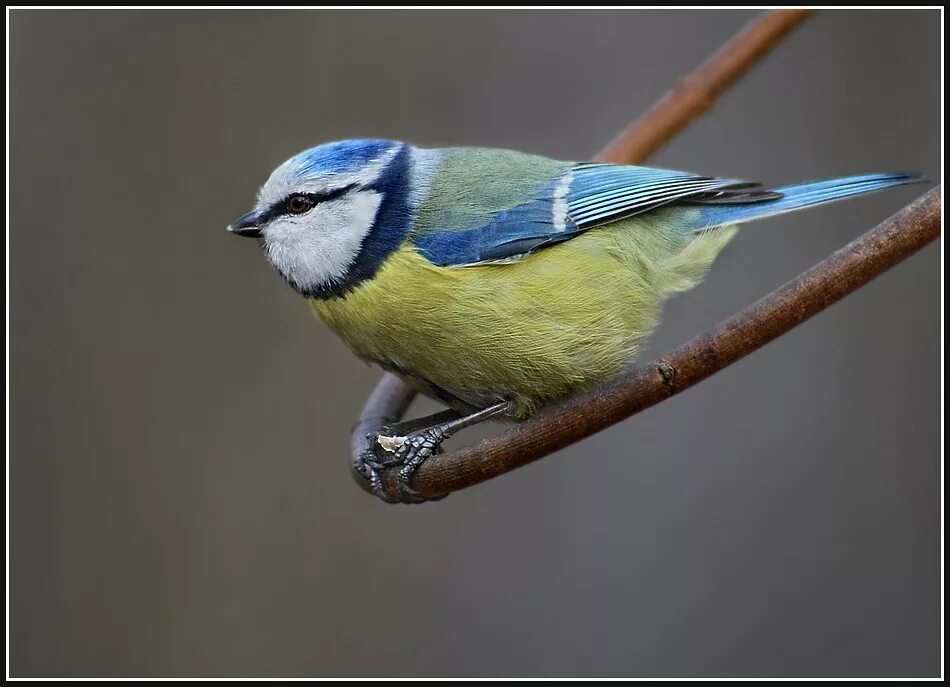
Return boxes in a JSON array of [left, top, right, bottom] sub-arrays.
[[595, 9, 812, 164], [349, 9, 937, 500]]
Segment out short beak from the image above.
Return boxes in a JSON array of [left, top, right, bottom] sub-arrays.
[[227, 210, 263, 238]]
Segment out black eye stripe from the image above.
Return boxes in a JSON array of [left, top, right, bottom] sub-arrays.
[[281, 184, 356, 214], [262, 184, 359, 222], [305, 183, 358, 205]]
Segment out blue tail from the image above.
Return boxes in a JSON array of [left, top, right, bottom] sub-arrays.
[[689, 172, 924, 230]]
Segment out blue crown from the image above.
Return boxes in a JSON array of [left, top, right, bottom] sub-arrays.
[[287, 139, 399, 178]]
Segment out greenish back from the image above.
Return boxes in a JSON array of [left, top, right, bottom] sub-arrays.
[[411, 147, 571, 236]]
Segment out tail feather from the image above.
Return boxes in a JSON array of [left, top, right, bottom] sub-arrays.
[[688, 172, 924, 230]]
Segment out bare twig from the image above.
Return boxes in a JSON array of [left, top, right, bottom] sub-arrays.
[[596, 9, 812, 164], [349, 10, 938, 501]]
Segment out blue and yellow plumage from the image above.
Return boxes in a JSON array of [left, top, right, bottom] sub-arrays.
[[228, 138, 921, 500]]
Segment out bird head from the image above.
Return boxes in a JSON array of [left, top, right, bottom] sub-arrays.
[[229, 138, 412, 298]]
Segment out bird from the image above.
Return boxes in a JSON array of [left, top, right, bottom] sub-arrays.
[[228, 138, 921, 502]]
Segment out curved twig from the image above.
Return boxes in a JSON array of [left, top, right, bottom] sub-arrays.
[[349, 9, 936, 501], [596, 9, 812, 164]]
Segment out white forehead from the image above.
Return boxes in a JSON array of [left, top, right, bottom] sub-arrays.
[[256, 144, 400, 211]]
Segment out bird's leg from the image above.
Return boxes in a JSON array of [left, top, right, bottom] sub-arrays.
[[356, 401, 511, 504], [358, 409, 462, 474], [389, 402, 512, 503], [355, 409, 464, 502], [382, 409, 464, 443]]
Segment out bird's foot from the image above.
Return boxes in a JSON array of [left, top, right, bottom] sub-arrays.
[[354, 401, 511, 504], [356, 425, 451, 504]]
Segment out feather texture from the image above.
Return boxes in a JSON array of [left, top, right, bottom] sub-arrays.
[[565, 163, 768, 227], [411, 150, 782, 266], [683, 172, 923, 229], [312, 211, 736, 418]]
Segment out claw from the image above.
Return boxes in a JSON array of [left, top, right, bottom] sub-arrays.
[[354, 426, 449, 504], [368, 465, 399, 504], [354, 449, 398, 503], [391, 427, 449, 503], [353, 401, 511, 504], [393, 427, 446, 498]]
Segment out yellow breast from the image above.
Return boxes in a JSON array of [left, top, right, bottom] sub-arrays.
[[310, 215, 736, 417]]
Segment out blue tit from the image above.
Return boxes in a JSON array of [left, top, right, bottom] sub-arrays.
[[229, 139, 921, 501]]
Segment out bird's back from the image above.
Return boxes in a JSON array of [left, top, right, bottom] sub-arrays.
[[410, 146, 571, 239]]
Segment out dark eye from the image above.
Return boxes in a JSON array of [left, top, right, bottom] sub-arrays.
[[287, 194, 315, 215]]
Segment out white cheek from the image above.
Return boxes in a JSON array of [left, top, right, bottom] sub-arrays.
[[262, 191, 383, 293]]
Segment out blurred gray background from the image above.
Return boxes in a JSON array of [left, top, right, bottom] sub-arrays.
[[9, 9, 940, 678]]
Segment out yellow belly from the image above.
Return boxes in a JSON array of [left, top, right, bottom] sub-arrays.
[[310, 215, 736, 418]]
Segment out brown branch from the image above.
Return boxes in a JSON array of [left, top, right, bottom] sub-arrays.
[[349, 9, 937, 501], [596, 9, 812, 164]]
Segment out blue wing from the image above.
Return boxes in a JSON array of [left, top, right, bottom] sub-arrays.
[[565, 163, 770, 227], [413, 163, 775, 267]]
